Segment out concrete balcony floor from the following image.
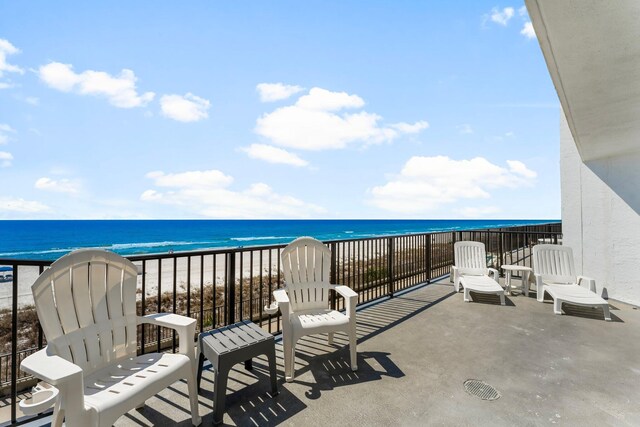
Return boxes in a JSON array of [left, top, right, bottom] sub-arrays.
[[33, 277, 640, 426]]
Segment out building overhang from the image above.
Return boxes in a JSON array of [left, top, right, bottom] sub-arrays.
[[526, 0, 640, 161]]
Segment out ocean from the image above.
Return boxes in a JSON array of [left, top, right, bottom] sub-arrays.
[[0, 219, 556, 260]]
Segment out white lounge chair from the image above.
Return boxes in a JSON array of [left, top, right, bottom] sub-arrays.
[[453, 241, 505, 305], [20, 250, 201, 427], [273, 237, 358, 382], [532, 244, 611, 321]]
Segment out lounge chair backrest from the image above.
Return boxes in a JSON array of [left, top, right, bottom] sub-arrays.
[[31, 249, 138, 375], [281, 237, 331, 312], [454, 241, 489, 276], [532, 244, 576, 284]]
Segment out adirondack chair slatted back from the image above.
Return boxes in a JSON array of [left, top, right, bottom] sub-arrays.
[[281, 237, 331, 312], [454, 241, 489, 276], [533, 244, 576, 284], [31, 250, 138, 375]]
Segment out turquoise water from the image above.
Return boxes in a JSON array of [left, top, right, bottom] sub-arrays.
[[0, 219, 557, 260]]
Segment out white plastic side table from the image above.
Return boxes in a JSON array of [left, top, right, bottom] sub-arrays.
[[501, 265, 533, 296]]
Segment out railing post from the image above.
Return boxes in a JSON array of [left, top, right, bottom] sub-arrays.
[[451, 230, 457, 259], [226, 252, 236, 325], [11, 264, 17, 425], [425, 234, 432, 284], [498, 232, 504, 271], [330, 242, 337, 310], [387, 237, 395, 297], [140, 260, 146, 355]]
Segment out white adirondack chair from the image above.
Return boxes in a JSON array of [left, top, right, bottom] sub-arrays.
[[273, 237, 358, 382], [532, 244, 611, 321], [452, 241, 505, 305], [20, 250, 201, 427]]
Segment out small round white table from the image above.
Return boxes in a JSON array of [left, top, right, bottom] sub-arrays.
[[501, 265, 533, 296]]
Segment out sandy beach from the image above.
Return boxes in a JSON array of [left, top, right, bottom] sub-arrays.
[[0, 249, 283, 310]]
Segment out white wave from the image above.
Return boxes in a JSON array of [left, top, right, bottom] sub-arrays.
[[0, 248, 74, 257], [230, 236, 294, 242], [108, 240, 218, 250], [0, 240, 221, 258]]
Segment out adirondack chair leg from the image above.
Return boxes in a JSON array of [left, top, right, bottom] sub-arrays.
[[52, 400, 64, 427], [328, 332, 334, 345], [187, 364, 202, 426], [135, 401, 146, 409], [463, 288, 471, 302], [602, 304, 612, 321], [500, 292, 506, 306], [284, 340, 295, 382], [349, 329, 357, 371]]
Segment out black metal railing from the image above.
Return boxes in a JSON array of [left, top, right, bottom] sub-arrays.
[[0, 222, 561, 425]]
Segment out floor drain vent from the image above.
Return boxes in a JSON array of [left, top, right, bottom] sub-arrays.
[[463, 379, 500, 401]]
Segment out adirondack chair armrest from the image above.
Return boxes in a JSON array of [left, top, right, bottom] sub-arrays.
[[21, 348, 83, 386], [331, 285, 357, 317], [139, 313, 196, 356], [577, 275, 597, 293], [273, 289, 290, 315], [331, 284, 357, 298], [487, 268, 499, 281]]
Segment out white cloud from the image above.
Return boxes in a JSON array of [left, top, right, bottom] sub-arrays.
[[521, 22, 536, 39], [368, 156, 537, 214], [506, 159, 537, 179], [490, 7, 515, 26], [518, 6, 528, 17], [487, 131, 515, 143], [145, 170, 233, 188], [0, 197, 49, 213], [38, 62, 155, 108], [0, 39, 24, 79], [25, 97, 39, 106], [0, 124, 16, 145], [295, 88, 365, 111], [241, 144, 309, 167], [458, 124, 473, 134], [391, 121, 429, 134], [456, 206, 502, 218], [256, 83, 304, 102], [141, 169, 324, 218], [255, 87, 428, 150], [0, 151, 13, 167], [160, 93, 210, 122], [34, 177, 81, 194]]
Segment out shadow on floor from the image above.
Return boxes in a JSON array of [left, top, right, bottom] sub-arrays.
[[291, 350, 404, 400], [467, 292, 515, 306], [562, 303, 623, 322], [536, 294, 623, 322]]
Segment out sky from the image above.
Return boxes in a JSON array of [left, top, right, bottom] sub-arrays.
[[0, 1, 561, 220]]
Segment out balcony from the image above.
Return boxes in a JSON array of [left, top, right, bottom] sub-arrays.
[[3, 223, 638, 425]]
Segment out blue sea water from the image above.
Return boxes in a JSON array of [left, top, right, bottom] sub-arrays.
[[0, 219, 557, 260]]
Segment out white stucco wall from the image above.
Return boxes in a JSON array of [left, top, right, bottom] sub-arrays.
[[561, 112, 640, 306]]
